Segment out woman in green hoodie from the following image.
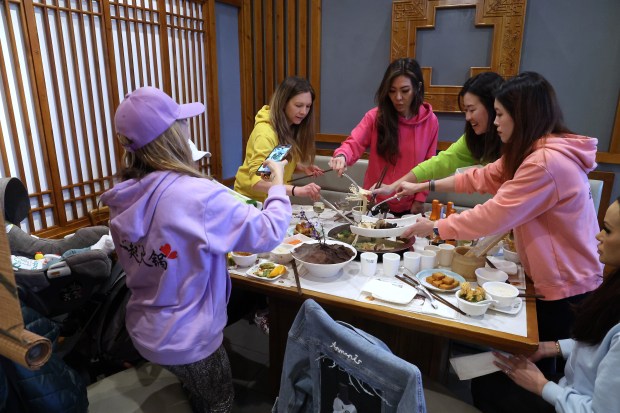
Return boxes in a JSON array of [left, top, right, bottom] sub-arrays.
[[372, 71, 504, 197], [234, 76, 322, 203]]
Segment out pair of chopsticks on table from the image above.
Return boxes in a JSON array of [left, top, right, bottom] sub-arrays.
[[396, 272, 468, 316], [287, 168, 333, 183]]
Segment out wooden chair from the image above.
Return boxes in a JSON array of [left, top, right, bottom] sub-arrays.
[[88, 206, 110, 227]]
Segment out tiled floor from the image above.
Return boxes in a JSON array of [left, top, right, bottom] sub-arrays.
[[223, 317, 478, 412]]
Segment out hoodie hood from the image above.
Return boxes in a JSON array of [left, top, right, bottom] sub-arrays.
[[536, 134, 598, 174], [100, 171, 179, 241], [399, 102, 434, 126], [254, 105, 271, 127]]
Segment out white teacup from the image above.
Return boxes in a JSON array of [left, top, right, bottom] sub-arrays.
[[382, 253, 400, 277], [360, 252, 378, 276], [438, 243, 456, 267], [419, 250, 437, 270], [403, 251, 421, 274]]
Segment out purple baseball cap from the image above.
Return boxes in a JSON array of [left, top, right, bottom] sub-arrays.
[[114, 87, 205, 151]]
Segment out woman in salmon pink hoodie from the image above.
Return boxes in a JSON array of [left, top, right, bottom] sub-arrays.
[[329, 58, 438, 215], [396, 72, 602, 343]]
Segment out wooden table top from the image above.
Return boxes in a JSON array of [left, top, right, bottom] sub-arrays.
[[231, 271, 539, 355]]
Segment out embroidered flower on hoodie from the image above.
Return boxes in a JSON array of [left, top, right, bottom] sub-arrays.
[[120, 240, 178, 269]]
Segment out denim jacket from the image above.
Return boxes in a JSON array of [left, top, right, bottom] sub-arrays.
[[273, 299, 426, 413]]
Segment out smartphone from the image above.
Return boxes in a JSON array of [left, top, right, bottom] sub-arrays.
[[256, 144, 292, 175]]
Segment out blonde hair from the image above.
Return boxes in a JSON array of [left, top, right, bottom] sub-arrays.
[[117, 121, 207, 181], [269, 77, 316, 165]]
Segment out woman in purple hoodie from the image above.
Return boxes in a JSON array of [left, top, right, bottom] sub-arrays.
[[101, 87, 291, 412]]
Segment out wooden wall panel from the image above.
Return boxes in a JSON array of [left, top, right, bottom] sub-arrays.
[[240, 0, 321, 150], [391, 0, 526, 113]]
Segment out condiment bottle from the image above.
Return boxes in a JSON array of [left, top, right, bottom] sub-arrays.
[[429, 199, 441, 221], [446, 202, 454, 218]]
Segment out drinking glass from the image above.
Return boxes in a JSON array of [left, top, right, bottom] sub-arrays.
[[313, 202, 325, 216]]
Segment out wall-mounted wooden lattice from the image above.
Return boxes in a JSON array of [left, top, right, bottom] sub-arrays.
[[391, 0, 527, 113]]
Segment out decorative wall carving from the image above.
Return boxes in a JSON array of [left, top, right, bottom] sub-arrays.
[[391, 0, 527, 113]]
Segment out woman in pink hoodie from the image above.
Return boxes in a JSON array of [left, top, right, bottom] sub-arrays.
[[397, 72, 602, 343], [329, 58, 438, 215]]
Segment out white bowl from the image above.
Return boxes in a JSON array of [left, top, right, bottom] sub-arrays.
[[291, 240, 356, 278], [475, 267, 509, 286], [270, 243, 294, 264], [485, 257, 518, 275], [501, 242, 520, 263], [483, 281, 519, 308], [351, 206, 365, 222], [231, 251, 258, 267], [454, 290, 492, 316]]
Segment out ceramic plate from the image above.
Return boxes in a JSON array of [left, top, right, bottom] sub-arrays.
[[287, 225, 323, 238], [363, 279, 417, 305], [358, 214, 420, 227], [489, 297, 523, 315], [349, 221, 416, 238], [416, 268, 466, 293], [245, 262, 287, 281]]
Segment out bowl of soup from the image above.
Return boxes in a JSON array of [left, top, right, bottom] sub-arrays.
[[231, 251, 258, 267], [483, 281, 519, 308]]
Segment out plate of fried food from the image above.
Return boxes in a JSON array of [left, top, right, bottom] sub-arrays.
[[246, 261, 288, 281], [416, 269, 465, 293]]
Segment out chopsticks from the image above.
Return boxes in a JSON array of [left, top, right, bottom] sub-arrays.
[[291, 260, 303, 296], [369, 165, 388, 206], [287, 168, 333, 183], [319, 195, 356, 225], [398, 272, 468, 316], [517, 293, 545, 299]]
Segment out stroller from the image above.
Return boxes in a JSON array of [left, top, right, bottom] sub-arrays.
[[1, 177, 142, 382]]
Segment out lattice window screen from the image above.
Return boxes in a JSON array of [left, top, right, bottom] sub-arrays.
[[1, 0, 211, 234], [1, 0, 55, 233], [34, 0, 117, 228]]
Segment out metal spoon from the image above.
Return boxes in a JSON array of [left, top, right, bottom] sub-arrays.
[[341, 173, 364, 192], [368, 195, 401, 215]]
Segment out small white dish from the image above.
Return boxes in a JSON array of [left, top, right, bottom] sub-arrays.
[[364, 279, 417, 305], [454, 290, 492, 316], [270, 243, 295, 264], [282, 233, 313, 245], [230, 252, 258, 267], [489, 297, 523, 315], [475, 267, 509, 286], [246, 262, 287, 281], [416, 268, 465, 293], [486, 256, 518, 275]]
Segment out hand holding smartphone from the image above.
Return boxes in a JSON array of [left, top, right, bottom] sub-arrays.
[[256, 145, 292, 175]]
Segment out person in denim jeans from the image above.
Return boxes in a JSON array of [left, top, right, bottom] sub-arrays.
[[273, 299, 426, 413]]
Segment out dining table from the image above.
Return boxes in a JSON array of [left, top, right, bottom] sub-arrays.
[[228, 205, 539, 395]]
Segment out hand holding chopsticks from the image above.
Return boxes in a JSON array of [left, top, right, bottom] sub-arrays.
[[287, 168, 333, 183]]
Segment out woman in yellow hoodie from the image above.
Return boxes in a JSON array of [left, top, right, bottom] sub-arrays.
[[234, 77, 322, 203]]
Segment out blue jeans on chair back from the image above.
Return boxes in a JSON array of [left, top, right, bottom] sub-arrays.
[[273, 299, 426, 413]]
